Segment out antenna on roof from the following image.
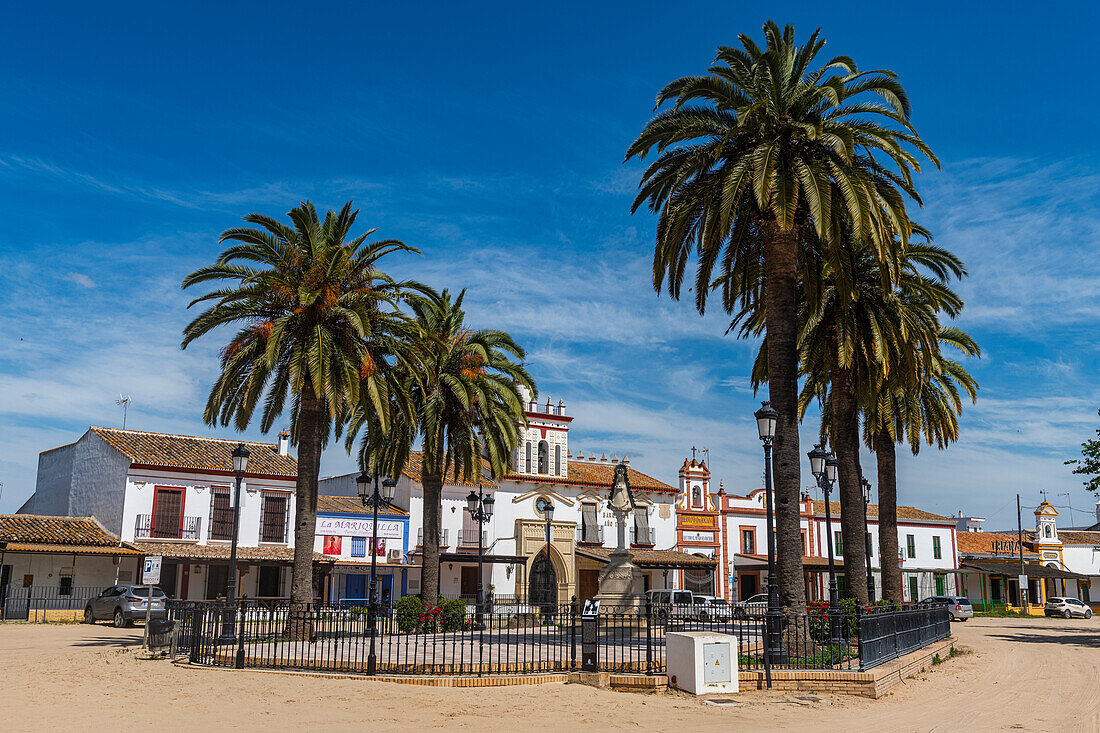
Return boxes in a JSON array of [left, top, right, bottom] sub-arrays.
[[115, 394, 132, 429]]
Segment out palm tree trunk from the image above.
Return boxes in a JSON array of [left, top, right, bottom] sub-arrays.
[[289, 379, 322, 639], [762, 220, 807, 608], [874, 429, 902, 603], [827, 330, 869, 605], [420, 436, 445, 604]]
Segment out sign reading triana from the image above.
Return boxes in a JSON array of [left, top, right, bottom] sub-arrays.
[[991, 539, 1022, 554]]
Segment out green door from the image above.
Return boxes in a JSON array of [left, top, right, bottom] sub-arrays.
[[935, 574, 946, 596]]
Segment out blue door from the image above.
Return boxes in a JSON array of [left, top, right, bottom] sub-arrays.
[[344, 574, 367, 602]]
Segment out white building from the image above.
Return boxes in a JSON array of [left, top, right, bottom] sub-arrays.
[[320, 392, 712, 605], [676, 458, 959, 603]]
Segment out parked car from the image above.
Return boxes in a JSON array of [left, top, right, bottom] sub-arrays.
[[920, 595, 974, 621], [84, 585, 168, 628], [732, 593, 768, 618], [646, 589, 697, 619], [701, 597, 733, 620], [1045, 597, 1094, 619]]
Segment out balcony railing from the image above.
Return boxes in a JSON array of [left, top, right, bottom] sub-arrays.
[[575, 524, 604, 545], [135, 514, 201, 541], [416, 528, 450, 547], [457, 530, 488, 548]]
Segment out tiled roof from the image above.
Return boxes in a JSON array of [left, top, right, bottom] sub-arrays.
[[956, 531, 1037, 557], [812, 500, 952, 523], [577, 547, 715, 567], [317, 495, 409, 516], [961, 560, 1089, 580], [399, 452, 498, 489], [131, 541, 333, 563], [508, 460, 677, 494], [2, 542, 144, 556], [1054, 530, 1100, 546], [90, 427, 297, 476], [0, 514, 122, 547]]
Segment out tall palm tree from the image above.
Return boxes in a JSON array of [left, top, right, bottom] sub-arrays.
[[798, 236, 964, 603], [181, 201, 420, 623], [351, 289, 534, 603], [866, 326, 979, 602], [626, 21, 936, 606]]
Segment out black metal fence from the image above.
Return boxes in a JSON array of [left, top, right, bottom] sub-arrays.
[[167, 599, 950, 677]]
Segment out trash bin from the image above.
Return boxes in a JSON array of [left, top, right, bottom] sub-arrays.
[[148, 619, 175, 650]]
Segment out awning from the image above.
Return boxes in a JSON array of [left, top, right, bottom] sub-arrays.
[[960, 560, 1091, 580], [577, 547, 716, 570], [0, 542, 144, 557], [735, 553, 834, 571]]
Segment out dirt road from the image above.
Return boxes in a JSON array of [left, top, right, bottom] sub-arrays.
[[0, 616, 1096, 732]]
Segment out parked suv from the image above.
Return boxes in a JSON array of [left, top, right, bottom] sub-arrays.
[[84, 585, 168, 628], [920, 595, 974, 621], [646, 589, 698, 619], [1045, 597, 1093, 619]]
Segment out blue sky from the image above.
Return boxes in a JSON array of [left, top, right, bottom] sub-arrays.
[[2, 1, 1099, 530]]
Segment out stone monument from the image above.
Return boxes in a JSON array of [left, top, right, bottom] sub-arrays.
[[595, 461, 646, 614]]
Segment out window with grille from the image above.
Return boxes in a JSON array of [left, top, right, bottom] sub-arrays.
[[742, 529, 755, 555], [932, 535, 942, 560], [209, 488, 233, 540], [152, 487, 183, 538], [351, 537, 366, 557], [260, 493, 289, 543]]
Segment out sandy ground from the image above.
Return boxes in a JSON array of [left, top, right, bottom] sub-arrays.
[[1, 616, 1096, 732]]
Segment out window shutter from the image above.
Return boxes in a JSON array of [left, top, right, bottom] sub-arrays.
[[581, 503, 599, 543], [633, 507, 650, 545], [351, 537, 366, 557]]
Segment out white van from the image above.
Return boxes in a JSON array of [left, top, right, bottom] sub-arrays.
[[646, 589, 701, 619]]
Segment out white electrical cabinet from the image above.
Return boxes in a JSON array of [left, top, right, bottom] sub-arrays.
[[665, 631, 738, 695]]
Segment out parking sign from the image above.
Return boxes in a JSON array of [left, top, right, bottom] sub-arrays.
[[142, 556, 162, 585]]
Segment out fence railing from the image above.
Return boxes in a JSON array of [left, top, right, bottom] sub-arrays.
[[167, 599, 951, 678], [415, 528, 450, 547], [135, 513, 202, 540], [2, 585, 106, 620]]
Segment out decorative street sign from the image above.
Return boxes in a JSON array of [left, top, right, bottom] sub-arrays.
[[142, 556, 162, 585]]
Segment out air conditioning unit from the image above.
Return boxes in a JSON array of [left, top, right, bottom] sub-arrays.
[[387, 549, 403, 563]]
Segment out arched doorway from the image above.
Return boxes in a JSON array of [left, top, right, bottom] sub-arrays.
[[684, 553, 715, 595], [529, 550, 557, 609]]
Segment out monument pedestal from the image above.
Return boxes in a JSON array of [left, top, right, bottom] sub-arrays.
[[594, 549, 646, 614]]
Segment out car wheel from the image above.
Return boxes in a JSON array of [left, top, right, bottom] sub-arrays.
[[1064, 610, 1073, 619], [1086, 610, 1093, 619], [113, 609, 127, 628], [84, 607, 95, 624]]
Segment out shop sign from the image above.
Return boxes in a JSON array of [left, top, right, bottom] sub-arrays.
[[316, 517, 403, 539], [682, 531, 714, 543], [682, 515, 714, 528]]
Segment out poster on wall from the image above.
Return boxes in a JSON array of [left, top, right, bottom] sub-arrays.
[[370, 538, 386, 557], [323, 536, 342, 555]]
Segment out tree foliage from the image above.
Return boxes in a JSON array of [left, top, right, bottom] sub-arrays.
[[1066, 410, 1100, 493]]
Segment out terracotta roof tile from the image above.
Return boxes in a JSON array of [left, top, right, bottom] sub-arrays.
[[812, 500, 951, 523], [399, 452, 497, 489], [0, 515, 122, 547], [90, 427, 297, 476], [577, 547, 715, 567], [2, 542, 144, 556], [956, 531, 1037, 557], [1051, 530, 1100, 546], [317, 495, 409, 516], [509, 460, 676, 494], [131, 541, 332, 563]]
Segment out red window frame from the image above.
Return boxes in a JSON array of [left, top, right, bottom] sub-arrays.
[[152, 486, 186, 538]]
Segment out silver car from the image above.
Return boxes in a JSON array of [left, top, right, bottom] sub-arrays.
[[84, 585, 168, 628], [1045, 597, 1093, 619], [732, 593, 769, 618]]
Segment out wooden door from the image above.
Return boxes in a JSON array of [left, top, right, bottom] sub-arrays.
[[460, 566, 478, 597], [578, 569, 599, 602]]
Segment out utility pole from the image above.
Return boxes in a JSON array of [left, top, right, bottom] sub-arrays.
[[1016, 493, 1025, 608]]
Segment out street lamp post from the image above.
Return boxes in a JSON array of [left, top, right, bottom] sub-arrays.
[[218, 443, 249, 651], [809, 444, 842, 648], [534, 497, 555, 616], [465, 485, 495, 629], [358, 471, 397, 676], [861, 474, 875, 603], [754, 401, 785, 670]]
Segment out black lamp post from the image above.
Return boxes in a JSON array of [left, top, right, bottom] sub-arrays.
[[861, 474, 875, 603], [218, 443, 249, 650], [809, 444, 842, 647], [465, 485, 494, 630], [358, 471, 397, 676], [754, 401, 785, 668]]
